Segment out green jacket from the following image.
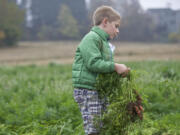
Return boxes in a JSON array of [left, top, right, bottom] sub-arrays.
[[72, 26, 115, 90]]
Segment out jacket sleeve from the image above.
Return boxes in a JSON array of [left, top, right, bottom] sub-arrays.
[[79, 36, 115, 73]]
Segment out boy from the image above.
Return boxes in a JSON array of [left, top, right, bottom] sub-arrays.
[[72, 6, 130, 135]]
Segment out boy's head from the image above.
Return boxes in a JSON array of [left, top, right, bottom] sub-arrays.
[[93, 6, 121, 39]]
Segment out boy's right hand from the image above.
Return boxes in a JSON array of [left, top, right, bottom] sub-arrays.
[[115, 63, 130, 77]]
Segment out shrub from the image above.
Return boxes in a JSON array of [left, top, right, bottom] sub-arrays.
[[0, 0, 24, 46], [168, 32, 180, 43]]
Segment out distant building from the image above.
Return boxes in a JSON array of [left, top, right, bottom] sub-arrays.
[[147, 8, 180, 33]]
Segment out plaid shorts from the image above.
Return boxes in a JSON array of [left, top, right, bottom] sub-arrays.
[[74, 88, 106, 135]]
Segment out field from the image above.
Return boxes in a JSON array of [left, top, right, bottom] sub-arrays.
[[0, 42, 180, 135], [0, 41, 180, 65]]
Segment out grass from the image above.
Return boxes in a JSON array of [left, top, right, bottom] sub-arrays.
[[0, 61, 180, 135]]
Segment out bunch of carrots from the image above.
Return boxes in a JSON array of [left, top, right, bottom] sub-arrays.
[[96, 70, 144, 134], [126, 89, 144, 122]]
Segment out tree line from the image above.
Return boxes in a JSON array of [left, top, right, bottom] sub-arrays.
[[0, 0, 180, 46], [0, 0, 24, 47]]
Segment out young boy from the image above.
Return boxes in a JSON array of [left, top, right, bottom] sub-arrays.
[[72, 6, 130, 135]]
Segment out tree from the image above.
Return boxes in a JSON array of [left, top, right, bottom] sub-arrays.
[[57, 4, 80, 39], [168, 29, 180, 43], [0, 0, 24, 46], [113, 0, 156, 41], [62, 0, 89, 36], [20, 0, 89, 40], [37, 25, 58, 40], [88, 0, 114, 22]]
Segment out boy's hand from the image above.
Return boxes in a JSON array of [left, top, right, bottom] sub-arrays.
[[115, 63, 130, 77], [121, 67, 131, 77]]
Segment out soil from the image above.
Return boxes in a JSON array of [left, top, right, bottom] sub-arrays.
[[0, 41, 180, 66]]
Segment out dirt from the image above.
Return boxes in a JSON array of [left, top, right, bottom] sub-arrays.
[[0, 41, 180, 66]]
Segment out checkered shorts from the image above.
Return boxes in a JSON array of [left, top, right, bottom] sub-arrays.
[[74, 88, 106, 135]]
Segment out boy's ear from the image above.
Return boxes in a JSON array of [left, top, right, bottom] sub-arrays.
[[102, 17, 108, 26]]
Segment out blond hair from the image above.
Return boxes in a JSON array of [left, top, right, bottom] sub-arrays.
[[93, 6, 121, 26]]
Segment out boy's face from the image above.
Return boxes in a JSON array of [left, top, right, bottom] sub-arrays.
[[104, 20, 120, 39]]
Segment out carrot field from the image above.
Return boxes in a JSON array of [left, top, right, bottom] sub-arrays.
[[0, 61, 179, 135], [0, 42, 180, 134]]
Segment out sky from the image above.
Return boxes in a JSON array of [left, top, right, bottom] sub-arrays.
[[16, 0, 21, 5], [138, 0, 180, 10], [85, 0, 180, 10], [17, 0, 180, 10]]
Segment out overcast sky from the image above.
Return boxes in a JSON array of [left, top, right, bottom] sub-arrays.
[[85, 0, 180, 10], [17, 0, 180, 10], [139, 0, 180, 10]]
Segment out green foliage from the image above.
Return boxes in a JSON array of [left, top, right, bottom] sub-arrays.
[[37, 25, 58, 40], [57, 4, 80, 39], [0, 61, 179, 134], [26, 0, 88, 40], [0, 30, 5, 40], [96, 71, 142, 135], [168, 32, 180, 43], [0, 0, 24, 46], [0, 64, 83, 135]]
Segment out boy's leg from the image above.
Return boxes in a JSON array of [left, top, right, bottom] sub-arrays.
[[74, 89, 102, 135]]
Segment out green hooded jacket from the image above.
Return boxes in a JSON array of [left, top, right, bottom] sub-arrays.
[[72, 26, 115, 90]]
